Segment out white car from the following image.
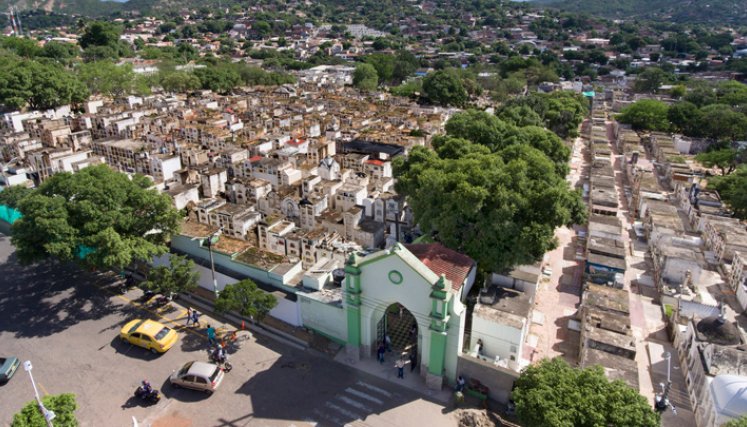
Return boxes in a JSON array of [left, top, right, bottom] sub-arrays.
[[169, 361, 225, 395]]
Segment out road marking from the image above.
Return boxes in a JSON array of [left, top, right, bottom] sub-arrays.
[[325, 401, 363, 421], [345, 387, 383, 405], [355, 381, 391, 398], [336, 395, 372, 413], [313, 409, 344, 426], [38, 382, 49, 396]]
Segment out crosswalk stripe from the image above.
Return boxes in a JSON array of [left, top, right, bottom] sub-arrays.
[[355, 381, 392, 398], [325, 401, 364, 421], [336, 395, 372, 413], [314, 409, 344, 426], [345, 387, 383, 405]]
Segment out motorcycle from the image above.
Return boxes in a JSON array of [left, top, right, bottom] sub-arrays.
[[208, 348, 233, 372], [134, 386, 161, 404]]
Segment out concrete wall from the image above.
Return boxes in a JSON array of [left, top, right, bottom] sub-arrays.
[[470, 314, 524, 367], [159, 243, 303, 326], [170, 234, 302, 292], [298, 293, 347, 343], [456, 354, 519, 404]]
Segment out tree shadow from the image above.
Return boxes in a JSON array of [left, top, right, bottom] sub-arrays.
[[235, 342, 436, 426], [0, 253, 129, 339]]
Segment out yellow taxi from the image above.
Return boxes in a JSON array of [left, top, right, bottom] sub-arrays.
[[119, 319, 178, 354]]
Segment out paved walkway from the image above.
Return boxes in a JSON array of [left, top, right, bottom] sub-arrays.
[[526, 133, 587, 363], [605, 121, 695, 427], [334, 350, 452, 404]]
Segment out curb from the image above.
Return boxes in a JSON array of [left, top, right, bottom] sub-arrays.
[[178, 293, 308, 352]]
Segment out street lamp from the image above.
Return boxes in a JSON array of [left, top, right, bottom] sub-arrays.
[[23, 361, 55, 427], [206, 227, 223, 299], [654, 352, 677, 415]]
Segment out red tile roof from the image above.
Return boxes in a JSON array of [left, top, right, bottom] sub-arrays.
[[248, 155, 262, 162], [366, 159, 384, 166], [404, 243, 475, 291]]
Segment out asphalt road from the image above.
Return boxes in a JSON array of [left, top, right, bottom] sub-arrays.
[[0, 235, 454, 427]]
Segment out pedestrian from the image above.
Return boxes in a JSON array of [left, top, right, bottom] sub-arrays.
[[395, 358, 405, 379], [192, 310, 201, 328], [377, 343, 386, 364], [455, 375, 466, 392], [409, 324, 417, 341], [409, 351, 417, 372], [207, 324, 216, 346], [385, 334, 392, 352], [186, 307, 193, 326]]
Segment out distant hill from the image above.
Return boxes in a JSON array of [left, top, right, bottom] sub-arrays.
[[537, 0, 747, 24], [0, 0, 157, 17]]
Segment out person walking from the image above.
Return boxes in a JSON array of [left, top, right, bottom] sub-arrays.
[[207, 324, 216, 346], [385, 334, 392, 352], [192, 310, 201, 328], [185, 307, 193, 326], [409, 351, 417, 372], [377, 343, 386, 364], [395, 358, 405, 379]]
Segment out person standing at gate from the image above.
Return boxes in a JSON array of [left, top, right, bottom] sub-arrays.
[[395, 357, 405, 379], [377, 343, 386, 364], [385, 334, 392, 352], [409, 350, 417, 372]]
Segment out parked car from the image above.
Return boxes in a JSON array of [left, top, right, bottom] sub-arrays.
[[0, 356, 20, 383], [169, 361, 224, 394], [119, 319, 178, 354]]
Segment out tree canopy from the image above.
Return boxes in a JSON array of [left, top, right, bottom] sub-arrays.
[[695, 148, 740, 176], [12, 393, 78, 427], [353, 63, 379, 92], [422, 69, 468, 108], [214, 279, 278, 321], [0, 57, 88, 110], [142, 255, 200, 297], [11, 165, 182, 270], [709, 165, 747, 220], [394, 137, 585, 273], [512, 358, 659, 427], [617, 99, 670, 131]]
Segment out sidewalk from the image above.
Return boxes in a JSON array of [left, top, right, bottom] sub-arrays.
[[334, 351, 451, 404]]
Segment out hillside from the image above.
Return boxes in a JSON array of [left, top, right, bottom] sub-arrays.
[[0, 0, 158, 17], [537, 0, 747, 24]]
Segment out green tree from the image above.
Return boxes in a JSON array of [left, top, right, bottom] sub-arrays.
[[160, 71, 201, 93], [79, 21, 121, 49], [709, 165, 747, 219], [11, 165, 181, 270], [394, 141, 585, 273], [617, 100, 670, 131], [497, 105, 544, 128], [696, 148, 739, 175], [0, 185, 32, 209], [699, 104, 747, 141], [214, 279, 278, 321], [0, 58, 88, 110], [513, 358, 659, 427], [353, 63, 379, 91], [77, 61, 137, 97], [364, 53, 396, 84], [142, 255, 200, 297], [668, 101, 702, 136], [12, 393, 78, 427], [633, 67, 671, 93], [193, 64, 242, 94], [422, 69, 468, 107]]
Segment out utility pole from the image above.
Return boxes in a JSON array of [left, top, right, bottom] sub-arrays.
[[206, 227, 223, 299]]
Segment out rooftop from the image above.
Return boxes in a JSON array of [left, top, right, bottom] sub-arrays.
[[404, 243, 475, 291], [474, 286, 532, 329]]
